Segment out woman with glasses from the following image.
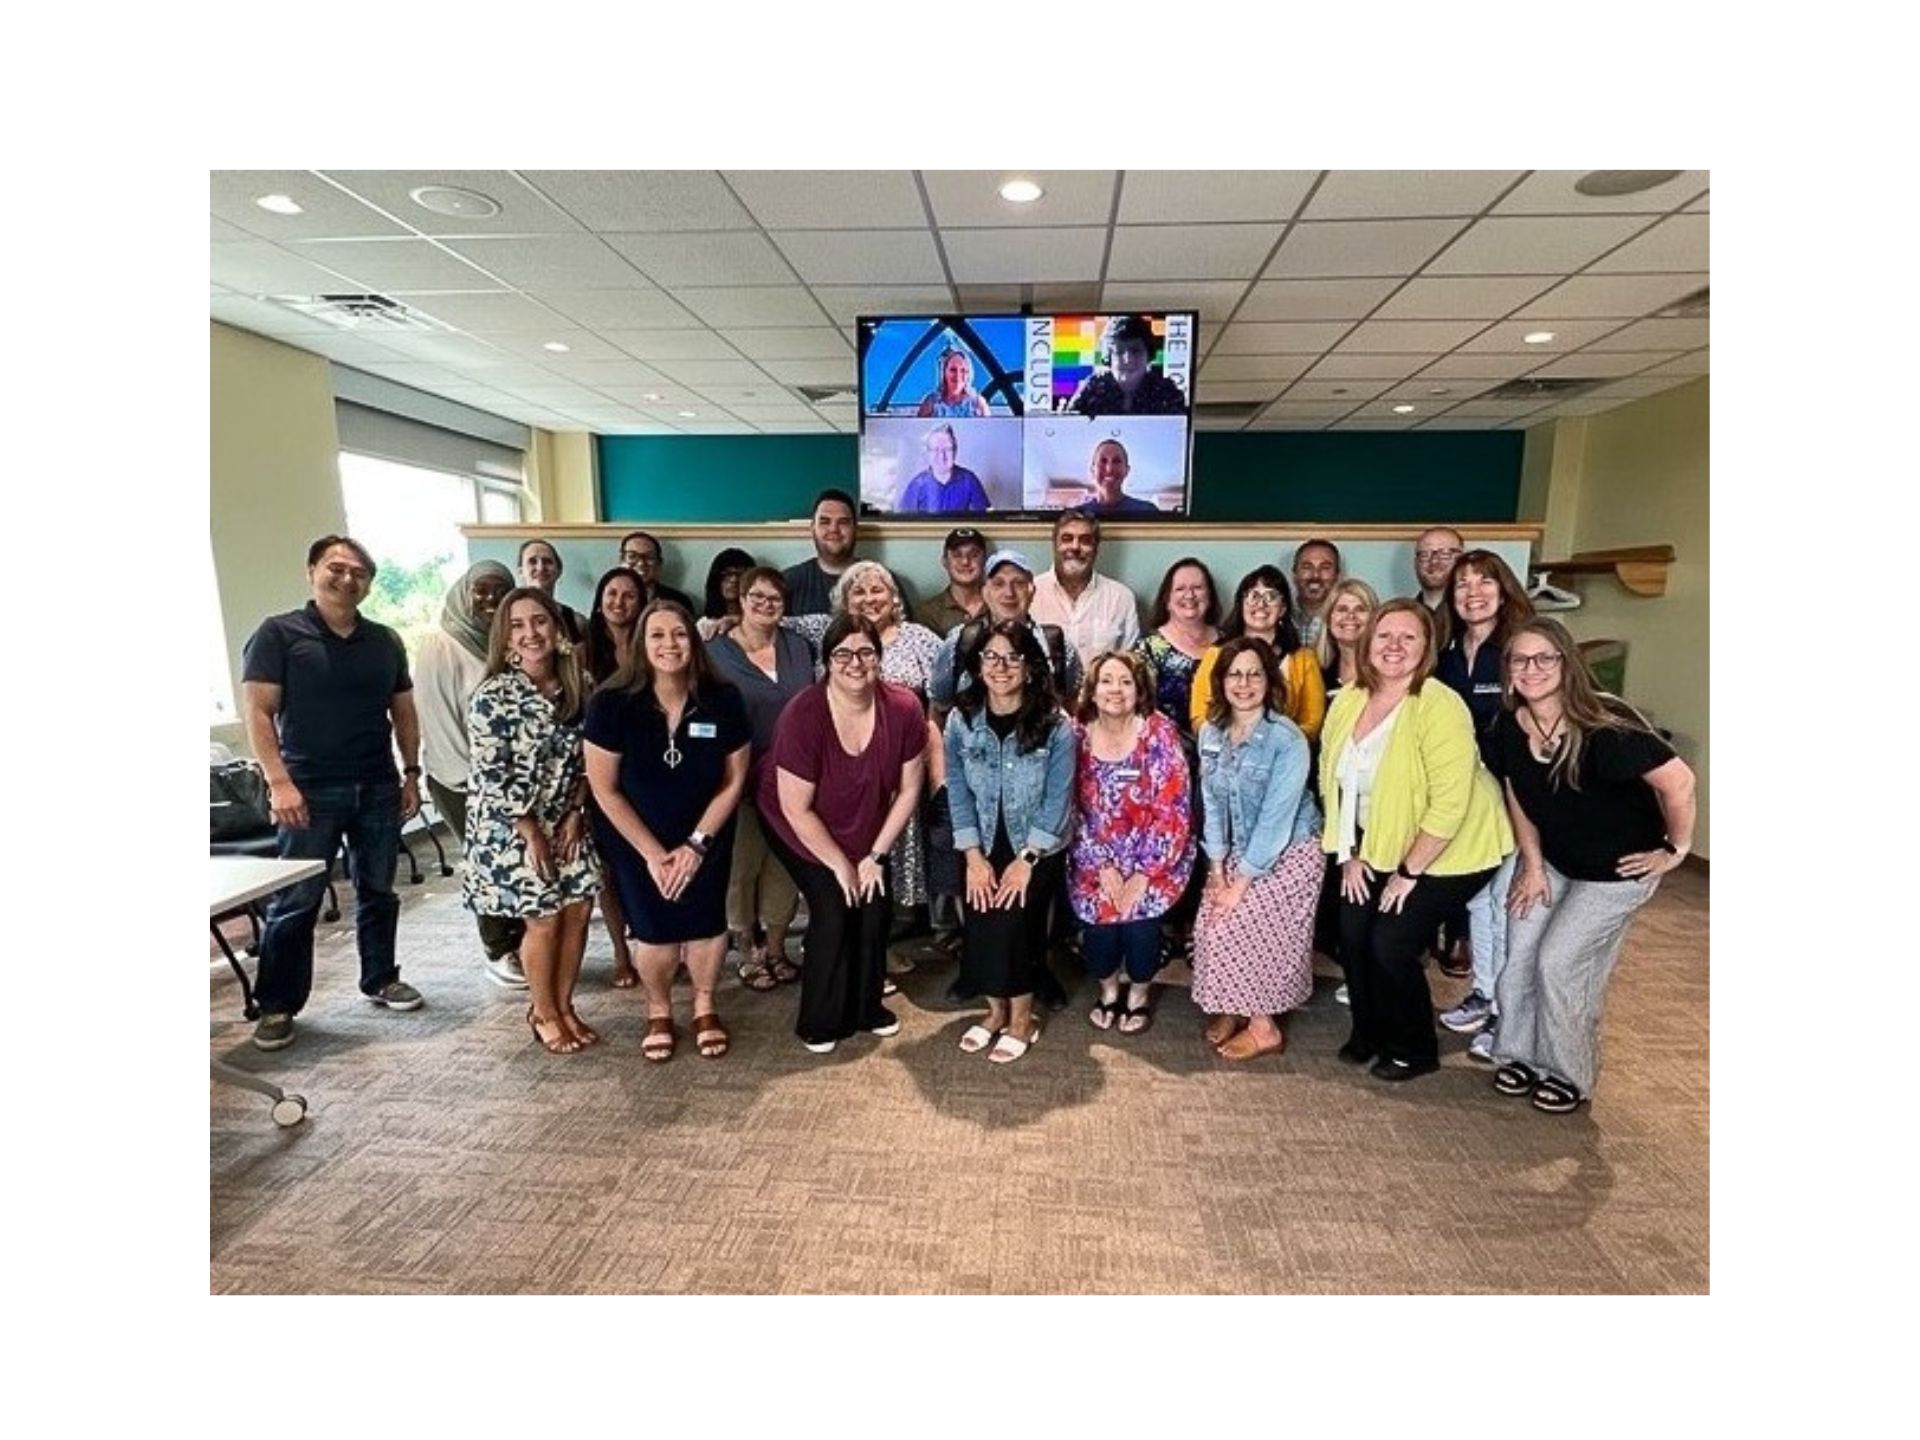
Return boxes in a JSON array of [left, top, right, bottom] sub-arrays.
[[945, 621, 1076, 1063], [584, 601, 752, 1062], [762, 614, 928, 1054], [1188, 566, 1328, 743], [695, 546, 756, 640], [1433, 551, 1536, 1046], [1192, 638, 1323, 1061], [1317, 601, 1510, 1083], [1486, 619, 1695, 1114], [707, 567, 813, 992]]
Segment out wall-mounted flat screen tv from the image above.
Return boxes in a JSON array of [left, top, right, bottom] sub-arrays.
[[856, 311, 1197, 518]]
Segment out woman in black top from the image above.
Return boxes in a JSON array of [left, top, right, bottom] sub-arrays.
[[1487, 618, 1696, 1114], [584, 601, 752, 1062], [700, 547, 756, 630], [582, 566, 646, 987]]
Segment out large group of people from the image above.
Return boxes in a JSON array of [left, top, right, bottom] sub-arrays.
[[237, 497, 1695, 1118]]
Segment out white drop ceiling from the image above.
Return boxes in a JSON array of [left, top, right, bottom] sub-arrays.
[[209, 170, 1708, 435]]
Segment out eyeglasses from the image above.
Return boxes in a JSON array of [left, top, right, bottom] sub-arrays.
[[980, 651, 1023, 670], [623, 552, 661, 568], [1510, 653, 1564, 673], [744, 592, 783, 608], [828, 646, 879, 669], [1224, 669, 1266, 684], [1243, 587, 1283, 605], [1416, 547, 1462, 564], [323, 562, 371, 583]]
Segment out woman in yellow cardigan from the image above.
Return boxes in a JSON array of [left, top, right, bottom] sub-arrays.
[[1318, 600, 1512, 1082], [1189, 566, 1326, 742]]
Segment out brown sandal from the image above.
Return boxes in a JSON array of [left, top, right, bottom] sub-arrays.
[[693, 1012, 729, 1059], [1218, 1027, 1285, 1062], [1204, 1014, 1245, 1048], [642, 1015, 676, 1062], [528, 1007, 582, 1055], [564, 1010, 600, 1047]]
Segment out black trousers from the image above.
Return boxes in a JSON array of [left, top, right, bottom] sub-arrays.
[[767, 829, 894, 1045], [1339, 864, 1496, 1065]]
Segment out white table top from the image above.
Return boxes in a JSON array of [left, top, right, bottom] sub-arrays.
[[210, 856, 327, 915]]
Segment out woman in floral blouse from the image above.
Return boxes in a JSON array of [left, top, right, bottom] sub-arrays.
[[1068, 649, 1196, 1034]]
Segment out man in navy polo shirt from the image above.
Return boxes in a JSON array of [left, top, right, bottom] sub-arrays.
[[241, 535, 425, 1051]]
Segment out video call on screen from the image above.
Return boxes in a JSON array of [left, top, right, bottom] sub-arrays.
[[857, 312, 1198, 517]]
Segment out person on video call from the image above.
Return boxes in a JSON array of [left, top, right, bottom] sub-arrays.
[[916, 345, 991, 419], [1067, 315, 1188, 417], [896, 424, 990, 515], [1085, 438, 1159, 515]]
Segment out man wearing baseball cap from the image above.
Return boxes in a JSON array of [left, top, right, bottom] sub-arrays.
[[913, 526, 989, 638], [928, 548, 1082, 711]]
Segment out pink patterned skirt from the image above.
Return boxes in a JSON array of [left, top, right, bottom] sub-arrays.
[[1191, 836, 1324, 1017]]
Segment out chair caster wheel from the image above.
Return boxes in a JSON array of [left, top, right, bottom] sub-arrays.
[[271, 1095, 307, 1127]]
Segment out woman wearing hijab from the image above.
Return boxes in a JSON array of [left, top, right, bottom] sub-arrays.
[[414, 559, 527, 987]]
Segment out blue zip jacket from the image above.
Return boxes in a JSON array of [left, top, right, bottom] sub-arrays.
[[944, 706, 1077, 857], [1198, 711, 1320, 877]]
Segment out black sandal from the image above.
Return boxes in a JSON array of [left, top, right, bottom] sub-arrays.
[[737, 954, 780, 992], [1493, 1061, 1540, 1097], [1531, 1076, 1585, 1114]]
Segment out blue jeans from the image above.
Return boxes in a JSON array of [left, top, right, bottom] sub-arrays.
[[256, 778, 403, 1015], [1081, 918, 1163, 984]]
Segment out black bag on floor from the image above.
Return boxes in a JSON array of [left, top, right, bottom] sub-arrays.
[[211, 760, 274, 841]]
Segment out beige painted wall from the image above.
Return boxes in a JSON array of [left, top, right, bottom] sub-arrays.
[[1554, 378, 1710, 858], [210, 323, 347, 750]]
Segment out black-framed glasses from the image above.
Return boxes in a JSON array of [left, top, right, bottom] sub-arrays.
[[1416, 547, 1462, 564], [743, 591, 784, 608], [828, 646, 879, 669], [1510, 653, 1564, 673], [980, 651, 1023, 670]]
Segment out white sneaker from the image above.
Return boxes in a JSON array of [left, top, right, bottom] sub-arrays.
[[1468, 1027, 1498, 1063], [802, 1038, 837, 1054], [1335, 984, 1350, 1006], [485, 951, 529, 990]]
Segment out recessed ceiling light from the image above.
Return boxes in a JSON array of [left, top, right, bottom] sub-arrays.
[[1574, 170, 1683, 198], [1523, 331, 1557, 345], [642, 392, 665, 402], [999, 178, 1044, 204], [1392, 404, 1416, 414], [255, 194, 303, 216], [408, 185, 502, 219], [542, 341, 570, 353], [676, 410, 698, 418], [1428, 387, 1453, 396]]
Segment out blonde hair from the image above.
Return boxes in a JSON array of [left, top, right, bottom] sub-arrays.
[[1504, 616, 1657, 792], [1315, 578, 1381, 670], [831, 560, 906, 627], [484, 587, 588, 724]]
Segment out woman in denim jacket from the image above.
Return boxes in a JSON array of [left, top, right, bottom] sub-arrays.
[[944, 620, 1078, 1063], [1192, 638, 1325, 1061]]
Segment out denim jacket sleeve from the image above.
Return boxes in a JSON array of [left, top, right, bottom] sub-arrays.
[[1021, 716, 1078, 855], [1198, 722, 1230, 863], [943, 710, 983, 853], [1238, 718, 1312, 878]]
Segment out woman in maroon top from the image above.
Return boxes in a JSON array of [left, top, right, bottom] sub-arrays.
[[761, 613, 928, 1053]]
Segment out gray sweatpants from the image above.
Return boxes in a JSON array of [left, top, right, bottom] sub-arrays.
[[1491, 860, 1659, 1097]]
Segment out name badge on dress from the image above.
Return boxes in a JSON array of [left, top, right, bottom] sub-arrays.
[[689, 722, 718, 739], [1115, 766, 1142, 781]]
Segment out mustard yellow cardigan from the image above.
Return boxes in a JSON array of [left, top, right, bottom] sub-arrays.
[[1316, 681, 1513, 875], [1190, 644, 1326, 741]]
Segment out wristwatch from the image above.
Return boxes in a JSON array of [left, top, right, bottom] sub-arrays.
[[686, 830, 711, 856], [1395, 862, 1421, 881], [1018, 847, 1041, 866], [402, 764, 422, 777], [866, 852, 887, 866]]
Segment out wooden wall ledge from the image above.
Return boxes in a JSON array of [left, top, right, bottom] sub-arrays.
[[1532, 545, 1676, 598]]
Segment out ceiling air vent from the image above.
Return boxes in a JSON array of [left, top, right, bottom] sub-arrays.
[[270, 293, 452, 334], [1654, 285, 1709, 319], [795, 384, 857, 406], [1485, 376, 1607, 402]]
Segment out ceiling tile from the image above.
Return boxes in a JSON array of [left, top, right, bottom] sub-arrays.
[[1528, 351, 1678, 379], [649, 358, 778, 388], [1379, 378, 1501, 403], [772, 229, 944, 285], [1514, 272, 1709, 320], [518, 171, 753, 231], [399, 291, 564, 333], [294, 238, 496, 291], [210, 218, 253, 243], [1213, 321, 1353, 354], [1197, 354, 1317, 382], [750, 417, 835, 433], [675, 287, 832, 328], [1432, 400, 1553, 420], [1641, 350, 1709, 377], [1281, 378, 1396, 403], [538, 288, 698, 328], [211, 171, 411, 241], [1302, 353, 1433, 381], [757, 357, 857, 387], [597, 385, 701, 406], [1453, 318, 1629, 354], [1686, 193, 1709, 212], [318, 171, 584, 236], [1493, 170, 1709, 215], [953, 285, 1021, 311], [1411, 352, 1550, 381], [682, 384, 795, 405], [547, 359, 673, 388], [1338, 410, 1423, 429], [603, 230, 797, 287], [1335, 318, 1487, 353], [724, 170, 928, 229], [922, 171, 1117, 227], [1586, 375, 1695, 399], [720, 328, 853, 361], [1100, 280, 1250, 326], [1106, 223, 1283, 281], [1373, 276, 1555, 320], [592, 420, 693, 435], [477, 329, 631, 364], [1265, 218, 1464, 278], [1029, 283, 1106, 312], [1415, 416, 1513, 430], [210, 292, 338, 336], [1584, 317, 1710, 351], [292, 332, 411, 367], [600, 329, 743, 361], [1585, 213, 1710, 273], [361, 331, 516, 368], [1234, 277, 1399, 322], [941, 227, 1107, 284], [1117, 171, 1317, 223], [1425, 215, 1651, 275], [211, 240, 362, 295], [439, 235, 648, 290], [1304, 170, 1524, 220], [718, 402, 820, 422], [811, 285, 954, 326], [1192, 381, 1293, 403]]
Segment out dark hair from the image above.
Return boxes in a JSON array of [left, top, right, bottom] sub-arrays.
[[956, 619, 1059, 753], [585, 567, 645, 686], [308, 534, 377, 578], [607, 600, 722, 700], [517, 537, 561, 574], [1053, 507, 1101, 545], [1147, 556, 1222, 630], [1204, 636, 1284, 731], [737, 565, 788, 604], [1105, 314, 1157, 354], [1444, 549, 1535, 652], [1074, 649, 1155, 723], [811, 487, 858, 519], [1293, 538, 1341, 573], [619, 530, 662, 560], [819, 612, 884, 676], [702, 546, 755, 620], [1222, 565, 1303, 654], [482, 586, 587, 724], [1355, 599, 1438, 695]]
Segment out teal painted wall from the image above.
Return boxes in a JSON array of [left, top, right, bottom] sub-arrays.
[[598, 430, 1523, 524]]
